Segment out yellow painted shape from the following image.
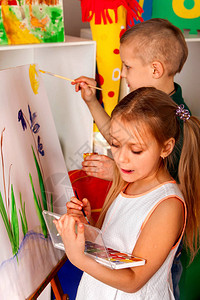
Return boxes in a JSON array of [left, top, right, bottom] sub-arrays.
[[1, 4, 41, 44], [29, 64, 39, 95], [172, 0, 200, 19], [90, 6, 127, 117], [139, 0, 144, 8]]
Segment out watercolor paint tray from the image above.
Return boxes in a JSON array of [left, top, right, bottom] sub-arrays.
[[43, 210, 146, 269]]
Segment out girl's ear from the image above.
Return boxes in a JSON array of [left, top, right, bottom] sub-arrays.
[[161, 138, 175, 159], [152, 61, 164, 78]]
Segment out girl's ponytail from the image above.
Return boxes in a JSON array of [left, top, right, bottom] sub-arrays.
[[179, 116, 200, 261]]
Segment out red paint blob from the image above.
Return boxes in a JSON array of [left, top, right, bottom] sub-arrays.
[[108, 91, 115, 97], [113, 49, 119, 54], [96, 73, 104, 86], [119, 29, 126, 38]]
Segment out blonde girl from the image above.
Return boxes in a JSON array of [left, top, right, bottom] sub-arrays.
[[56, 87, 200, 300]]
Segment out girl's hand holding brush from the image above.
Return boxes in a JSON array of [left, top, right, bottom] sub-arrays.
[[66, 193, 91, 225]]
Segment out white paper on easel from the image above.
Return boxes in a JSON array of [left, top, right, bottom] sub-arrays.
[[0, 64, 74, 299], [34, 42, 94, 171]]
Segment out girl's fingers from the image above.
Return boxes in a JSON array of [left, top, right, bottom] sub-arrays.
[[72, 216, 82, 224], [77, 222, 84, 233], [54, 214, 66, 234], [70, 196, 83, 205], [67, 215, 76, 232], [67, 209, 83, 219], [66, 197, 83, 210], [67, 217, 85, 244], [77, 223, 85, 242], [54, 214, 83, 238], [82, 198, 89, 207], [66, 202, 83, 212]]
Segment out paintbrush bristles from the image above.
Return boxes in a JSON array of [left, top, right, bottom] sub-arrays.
[[39, 69, 102, 91]]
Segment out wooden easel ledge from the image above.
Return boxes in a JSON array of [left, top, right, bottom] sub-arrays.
[[27, 255, 69, 300]]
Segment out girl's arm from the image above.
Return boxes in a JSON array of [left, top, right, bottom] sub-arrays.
[[72, 76, 111, 143], [56, 197, 184, 293], [55, 214, 141, 292]]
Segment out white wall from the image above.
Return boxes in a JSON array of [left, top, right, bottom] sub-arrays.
[[175, 40, 200, 118], [63, 0, 90, 37]]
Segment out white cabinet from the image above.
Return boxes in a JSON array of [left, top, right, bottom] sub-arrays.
[[0, 36, 96, 170]]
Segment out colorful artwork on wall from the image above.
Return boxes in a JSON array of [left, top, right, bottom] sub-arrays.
[[133, 0, 153, 24], [0, 0, 65, 45], [152, 0, 200, 34], [0, 64, 73, 299]]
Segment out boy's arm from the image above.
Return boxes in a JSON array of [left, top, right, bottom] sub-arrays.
[[82, 154, 114, 181], [72, 76, 111, 143]]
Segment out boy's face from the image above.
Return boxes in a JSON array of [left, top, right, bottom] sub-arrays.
[[120, 42, 155, 92]]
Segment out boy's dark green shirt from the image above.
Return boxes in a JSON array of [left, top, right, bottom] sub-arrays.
[[171, 83, 191, 112], [169, 82, 191, 181]]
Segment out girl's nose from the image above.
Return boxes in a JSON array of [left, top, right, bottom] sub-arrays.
[[116, 147, 129, 164]]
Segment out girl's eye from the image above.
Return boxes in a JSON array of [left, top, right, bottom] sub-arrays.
[[111, 143, 119, 148], [132, 151, 142, 155]]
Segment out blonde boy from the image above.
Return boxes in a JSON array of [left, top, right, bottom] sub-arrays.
[[74, 18, 190, 183]]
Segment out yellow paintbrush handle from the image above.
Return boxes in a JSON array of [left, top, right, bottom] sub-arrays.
[[39, 69, 102, 91]]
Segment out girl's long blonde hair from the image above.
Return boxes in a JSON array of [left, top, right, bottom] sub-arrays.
[[96, 87, 200, 261]]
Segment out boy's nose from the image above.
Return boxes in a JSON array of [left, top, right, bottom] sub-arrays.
[[121, 65, 126, 78]]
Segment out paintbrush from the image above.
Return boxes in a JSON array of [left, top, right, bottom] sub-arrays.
[[74, 190, 90, 224], [39, 69, 102, 91]]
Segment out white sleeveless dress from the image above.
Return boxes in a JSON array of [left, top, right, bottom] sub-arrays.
[[76, 181, 186, 300]]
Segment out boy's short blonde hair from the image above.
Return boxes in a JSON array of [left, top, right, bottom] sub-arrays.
[[120, 18, 188, 76]]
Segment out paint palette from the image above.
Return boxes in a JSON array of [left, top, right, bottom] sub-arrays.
[[43, 210, 146, 269], [85, 241, 146, 269]]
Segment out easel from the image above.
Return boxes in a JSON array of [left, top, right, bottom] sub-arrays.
[[27, 255, 69, 300]]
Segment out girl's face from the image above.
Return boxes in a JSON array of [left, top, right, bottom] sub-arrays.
[[120, 42, 154, 92], [110, 118, 164, 184]]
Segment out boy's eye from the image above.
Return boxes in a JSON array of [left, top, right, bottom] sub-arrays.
[[125, 64, 130, 69], [123, 63, 130, 70]]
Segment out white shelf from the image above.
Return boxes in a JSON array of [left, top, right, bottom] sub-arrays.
[[0, 35, 96, 51], [185, 37, 200, 42], [184, 34, 200, 42]]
